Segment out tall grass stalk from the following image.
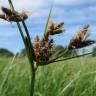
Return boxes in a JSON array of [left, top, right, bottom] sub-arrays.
[[58, 70, 96, 96], [0, 53, 18, 95], [48, 51, 94, 65], [8, 0, 35, 96], [43, 5, 53, 40], [58, 70, 81, 96]]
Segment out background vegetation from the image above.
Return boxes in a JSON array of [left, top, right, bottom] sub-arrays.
[[0, 48, 96, 96], [0, 48, 14, 57]]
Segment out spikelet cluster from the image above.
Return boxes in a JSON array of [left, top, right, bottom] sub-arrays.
[[0, 7, 28, 22], [68, 24, 95, 49]]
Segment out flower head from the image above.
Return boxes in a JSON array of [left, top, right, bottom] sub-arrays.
[[44, 21, 65, 41], [0, 7, 28, 22], [68, 24, 95, 49]]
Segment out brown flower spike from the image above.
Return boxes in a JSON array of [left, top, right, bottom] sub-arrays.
[[33, 36, 54, 65], [0, 7, 28, 22], [33, 21, 65, 65], [44, 21, 65, 41], [68, 24, 95, 49]]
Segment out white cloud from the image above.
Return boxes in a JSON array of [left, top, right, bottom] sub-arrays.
[[0, 27, 18, 38], [0, 31, 18, 37], [0, 0, 51, 11], [54, 0, 96, 5], [0, 19, 11, 26], [13, 0, 45, 10], [55, 0, 83, 5], [87, 6, 96, 13], [30, 8, 50, 19], [52, 4, 96, 25]]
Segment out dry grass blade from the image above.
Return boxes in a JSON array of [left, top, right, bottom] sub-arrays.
[[68, 24, 95, 49]]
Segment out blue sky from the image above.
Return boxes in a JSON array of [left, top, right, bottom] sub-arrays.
[[0, 0, 96, 53]]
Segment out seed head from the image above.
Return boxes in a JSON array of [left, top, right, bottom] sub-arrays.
[[0, 7, 28, 22], [44, 21, 65, 41], [68, 24, 95, 49], [33, 35, 54, 65]]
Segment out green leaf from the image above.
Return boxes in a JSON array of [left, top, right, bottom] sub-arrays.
[[8, 0, 14, 11], [43, 5, 53, 39]]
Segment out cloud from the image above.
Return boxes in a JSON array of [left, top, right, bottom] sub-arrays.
[[0, 0, 52, 11], [55, 0, 84, 5], [0, 20, 9, 25], [0, 30, 18, 37], [54, 0, 96, 6], [52, 4, 96, 26]]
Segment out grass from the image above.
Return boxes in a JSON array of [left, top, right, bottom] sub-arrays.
[[0, 55, 96, 96]]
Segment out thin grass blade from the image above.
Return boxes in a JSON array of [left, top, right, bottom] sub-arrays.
[[8, 0, 14, 11], [43, 5, 53, 39]]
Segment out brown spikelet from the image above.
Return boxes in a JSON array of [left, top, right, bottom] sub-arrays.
[[0, 14, 6, 20], [44, 21, 65, 41], [33, 35, 54, 65], [75, 24, 90, 41], [1, 7, 13, 16], [0, 7, 28, 22], [68, 24, 95, 49], [33, 21, 65, 64], [48, 21, 64, 35]]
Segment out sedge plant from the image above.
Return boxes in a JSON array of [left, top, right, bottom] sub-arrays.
[[0, 0, 96, 96]]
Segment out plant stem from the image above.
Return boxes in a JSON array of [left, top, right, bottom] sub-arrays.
[[24, 37, 36, 96], [8, 0, 36, 96], [48, 52, 93, 64], [30, 66, 36, 96]]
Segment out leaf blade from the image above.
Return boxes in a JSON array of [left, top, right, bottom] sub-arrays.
[[43, 5, 53, 39]]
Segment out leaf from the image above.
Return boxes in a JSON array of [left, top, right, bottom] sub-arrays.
[[8, 0, 14, 11], [43, 5, 53, 39]]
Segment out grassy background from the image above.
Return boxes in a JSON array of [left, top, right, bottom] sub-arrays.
[[0, 55, 96, 96]]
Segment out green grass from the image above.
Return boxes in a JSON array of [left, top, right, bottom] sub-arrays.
[[0, 55, 96, 96]]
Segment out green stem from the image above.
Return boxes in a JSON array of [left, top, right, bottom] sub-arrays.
[[8, 0, 14, 11], [22, 21, 31, 41], [16, 22, 26, 43], [8, 0, 36, 96], [30, 67, 36, 96], [22, 21, 35, 59], [8, 0, 25, 44], [24, 37, 36, 96], [48, 52, 93, 65], [37, 51, 94, 66]]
